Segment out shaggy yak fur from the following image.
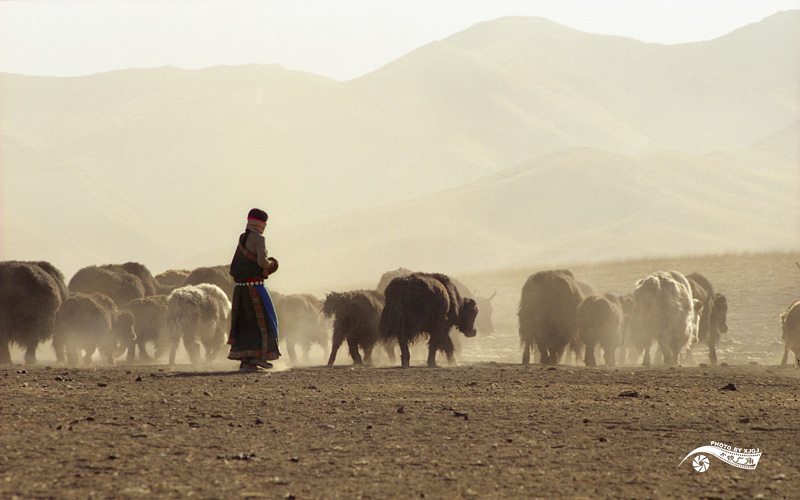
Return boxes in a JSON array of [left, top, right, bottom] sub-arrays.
[[125, 294, 170, 362], [377, 267, 495, 336], [155, 269, 191, 289], [55, 292, 135, 365], [275, 293, 329, 364], [322, 290, 388, 366], [780, 300, 800, 367], [376, 268, 414, 295], [576, 294, 623, 367], [628, 271, 702, 366], [69, 265, 146, 308], [518, 270, 586, 365], [182, 265, 235, 301], [379, 272, 478, 368], [110, 262, 169, 296], [686, 272, 728, 364], [0, 261, 65, 364], [166, 284, 231, 365]]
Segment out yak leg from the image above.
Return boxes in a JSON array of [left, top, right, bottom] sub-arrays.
[[442, 334, 457, 365], [363, 346, 374, 366], [53, 335, 66, 363], [23, 339, 38, 364], [65, 341, 80, 366], [125, 340, 137, 363], [383, 343, 396, 363], [708, 341, 718, 365], [319, 341, 330, 364], [83, 346, 96, 365], [537, 342, 549, 365], [182, 328, 201, 364], [168, 335, 182, 365], [0, 340, 11, 364], [137, 338, 152, 361], [554, 346, 566, 365], [399, 339, 411, 367], [347, 338, 364, 365], [603, 342, 616, 366], [661, 343, 676, 366], [426, 341, 438, 368], [204, 343, 216, 363], [584, 341, 597, 367], [286, 340, 298, 364], [781, 345, 789, 366], [98, 345, 115, 365], [522, 341, 531, 365], [327, 332, 345, 366], [642, 342, 651, 367]]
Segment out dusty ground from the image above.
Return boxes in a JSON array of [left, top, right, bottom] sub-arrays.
[[3, 251, 798, 499], [2, 362, 799, 500]]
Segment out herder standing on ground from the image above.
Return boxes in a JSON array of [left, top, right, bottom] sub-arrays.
[[227, 208, 281, 371]]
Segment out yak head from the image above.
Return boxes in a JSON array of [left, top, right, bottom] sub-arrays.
[[457, 298, 479, 337]]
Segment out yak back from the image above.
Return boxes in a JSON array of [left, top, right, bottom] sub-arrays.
[[69, 265, 146, 308], [0, 261, 63, 343], [155, 269, 191, 289], [518, 270, 585, 341], [183, 266, 235, 301], [108, 262, 164, 296], [167, 285, 225, 326], [322, 290, 384, 322], [23, 261, 69, 302]]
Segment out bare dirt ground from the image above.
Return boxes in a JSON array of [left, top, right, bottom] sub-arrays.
[[2, 251, 799, 499], [2, 363, 799, 500]]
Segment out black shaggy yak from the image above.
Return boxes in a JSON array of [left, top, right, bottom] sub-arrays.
[[379, 272, 478, 367], [0, 261, 66, 364], [377, 267, 495, 336], [518, 270, 586, 365], [322, 290, 388, 366]]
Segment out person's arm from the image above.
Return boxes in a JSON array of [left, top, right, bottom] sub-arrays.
[[247, 232, 274, 273]]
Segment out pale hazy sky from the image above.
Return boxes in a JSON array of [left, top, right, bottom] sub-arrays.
[[1, 0, 798, 81]]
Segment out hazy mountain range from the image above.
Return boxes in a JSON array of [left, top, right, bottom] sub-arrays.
[[1, 11, 798, 292]]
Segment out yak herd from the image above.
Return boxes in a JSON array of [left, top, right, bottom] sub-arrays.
[[0, 260, 798, 369]]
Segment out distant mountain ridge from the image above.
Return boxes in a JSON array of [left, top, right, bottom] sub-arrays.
[[1, 12, 797, 287]]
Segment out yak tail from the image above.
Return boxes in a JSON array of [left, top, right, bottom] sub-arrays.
[[378, 297, 407, 343]]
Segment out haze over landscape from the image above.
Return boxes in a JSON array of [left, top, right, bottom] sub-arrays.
[[1, 7, 798, 293]]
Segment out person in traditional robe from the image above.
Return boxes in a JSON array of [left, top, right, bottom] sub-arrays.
[[227, 208, 280, 371]]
